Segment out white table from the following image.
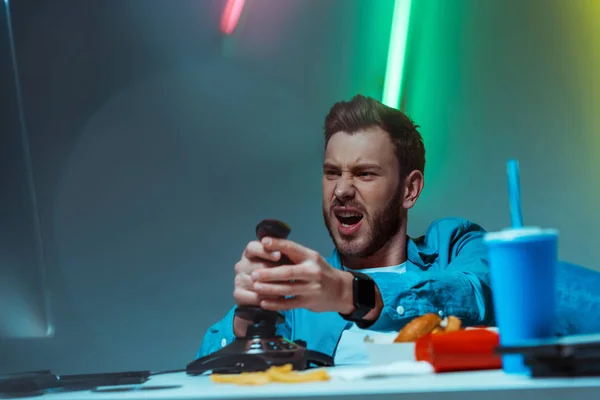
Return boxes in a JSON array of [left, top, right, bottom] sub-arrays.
[[36, 369, 600, 400]]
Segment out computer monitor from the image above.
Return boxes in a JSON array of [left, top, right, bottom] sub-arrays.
[[0, 0, 53, 338]]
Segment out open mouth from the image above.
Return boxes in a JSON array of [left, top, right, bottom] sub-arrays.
[[334, 208, 364, 228]]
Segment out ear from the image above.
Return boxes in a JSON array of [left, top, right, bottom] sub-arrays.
[[402, 170, 424, 209]]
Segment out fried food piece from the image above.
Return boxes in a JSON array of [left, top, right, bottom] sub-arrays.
[[266, 366, 329, 383], [432, 316, 462, 333], [210, 364, 330, 385], [394, 313, 443, 342], [269, 364, 293, 373], [210, 372, 271, 385], [442, 316, 462, 333]]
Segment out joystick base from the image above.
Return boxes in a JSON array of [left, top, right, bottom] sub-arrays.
[[186, 307, 333, 375]]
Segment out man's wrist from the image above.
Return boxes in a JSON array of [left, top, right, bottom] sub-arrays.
[[363, 285, 383, 321], [337, 271, 356, 315], [337, 270, 383, 322]]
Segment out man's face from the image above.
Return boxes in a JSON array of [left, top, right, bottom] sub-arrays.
[[322, 127, 403, 259]]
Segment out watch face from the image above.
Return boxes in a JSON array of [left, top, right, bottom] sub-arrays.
[[355, 275, 376, 309]]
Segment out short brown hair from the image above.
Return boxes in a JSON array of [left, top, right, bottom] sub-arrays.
[[323, 95, 425, 179]]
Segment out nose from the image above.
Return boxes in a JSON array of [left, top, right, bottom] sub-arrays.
[[334, 176, 355, 202]]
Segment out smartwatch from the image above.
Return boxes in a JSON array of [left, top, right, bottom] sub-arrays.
[[339, 271, 377, 328]]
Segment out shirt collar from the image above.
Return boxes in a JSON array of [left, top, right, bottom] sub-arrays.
[[328, 236, 438, 270]]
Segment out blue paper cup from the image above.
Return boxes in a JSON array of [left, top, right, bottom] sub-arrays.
[[484, 227, 558, 374]]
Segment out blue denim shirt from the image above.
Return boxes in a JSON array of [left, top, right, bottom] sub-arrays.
[[197, 217, 495, 358]]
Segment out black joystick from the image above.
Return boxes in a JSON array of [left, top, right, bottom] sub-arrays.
[[234, 305, 284, 338], [238, 219, 292, 335], [186, 220, 334, 375]]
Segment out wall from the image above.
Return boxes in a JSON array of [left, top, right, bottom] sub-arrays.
[[1, 0, 598, 374], [403, 0, 600, 265]]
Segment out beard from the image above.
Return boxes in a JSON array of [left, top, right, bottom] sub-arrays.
[[322, 187, 403, 260]]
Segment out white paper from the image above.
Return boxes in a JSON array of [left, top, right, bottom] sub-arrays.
[[328, 361, 434, 381]]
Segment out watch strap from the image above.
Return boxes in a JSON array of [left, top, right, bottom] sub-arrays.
[[339, 271, 376, 327]]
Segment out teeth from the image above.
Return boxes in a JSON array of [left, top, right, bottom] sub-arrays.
[[338, 213, 362, 217]]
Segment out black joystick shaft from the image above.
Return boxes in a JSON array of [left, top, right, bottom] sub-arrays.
[[234, 305, 284, 338], [235, 306, 284, 326], [234, 219, 292, 339]]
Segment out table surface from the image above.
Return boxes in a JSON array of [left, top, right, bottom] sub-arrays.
[[35, 368, 600, 400]]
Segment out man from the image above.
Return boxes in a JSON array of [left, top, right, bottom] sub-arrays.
[[197, 94, 494, 364]]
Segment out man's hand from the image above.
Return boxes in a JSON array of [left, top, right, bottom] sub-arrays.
[[250, 237, 359, 314], [232, 240, 284, 336]]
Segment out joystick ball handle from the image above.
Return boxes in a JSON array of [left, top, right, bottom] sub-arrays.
[[256, 220, 291, 240], [256, 220, 292, 266]]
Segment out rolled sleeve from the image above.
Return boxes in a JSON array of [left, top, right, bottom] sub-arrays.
[[367, 225, 494, 332], [196, 307, 237, 358]]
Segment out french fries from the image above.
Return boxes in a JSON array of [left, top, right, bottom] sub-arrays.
[[210, 364, 330, 385]]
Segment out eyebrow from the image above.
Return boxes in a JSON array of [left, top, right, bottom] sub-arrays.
[[322, 162, 382, 170]]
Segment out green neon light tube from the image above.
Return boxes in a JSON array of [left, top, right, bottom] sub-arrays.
[[382, 0, 412, 109]]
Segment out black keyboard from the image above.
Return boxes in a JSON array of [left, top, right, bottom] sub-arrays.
[[0, 370, 150, 395]]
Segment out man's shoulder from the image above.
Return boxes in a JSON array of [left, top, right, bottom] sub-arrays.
[[424, 217, 487, 237], [416, 217, 487, 250], [411, 217, 489, 264]]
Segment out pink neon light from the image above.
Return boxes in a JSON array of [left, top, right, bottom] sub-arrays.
[[220, 0, 246, 35]]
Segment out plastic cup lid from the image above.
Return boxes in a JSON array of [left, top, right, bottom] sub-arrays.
[[483, 226, 558, 242]]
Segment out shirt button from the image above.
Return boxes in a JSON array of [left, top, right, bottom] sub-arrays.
[[396, 306, 405, 316], [221, 338, 227, 347]]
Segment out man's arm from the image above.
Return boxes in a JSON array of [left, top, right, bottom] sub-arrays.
[[366, 221, 494, 332], [196, 307, 237, 358]]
